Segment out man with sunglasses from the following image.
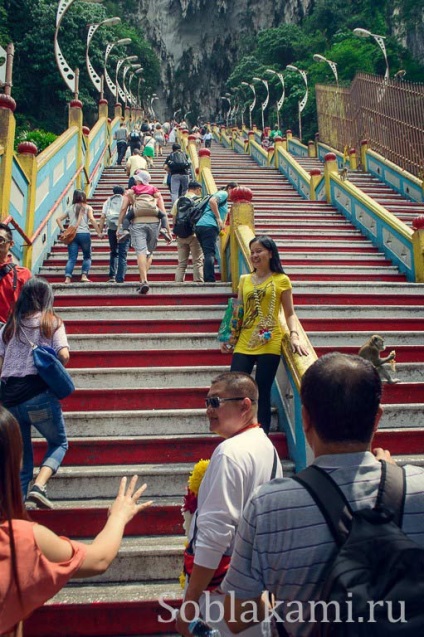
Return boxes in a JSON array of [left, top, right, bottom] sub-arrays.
[[0, 224, 32, 326], [176, 371, 282, 637]]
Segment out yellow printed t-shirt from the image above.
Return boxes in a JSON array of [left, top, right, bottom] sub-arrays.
[[234, 272, 292, 356]]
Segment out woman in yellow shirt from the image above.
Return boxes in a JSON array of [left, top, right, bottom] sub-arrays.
[[221, 235, 308, 434]]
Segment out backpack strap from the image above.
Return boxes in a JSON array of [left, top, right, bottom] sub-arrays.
[[0, 263, 17, 289], [376, 460, 405, 526], [270, 448, 279, 480], [293, 465, 353, 547]]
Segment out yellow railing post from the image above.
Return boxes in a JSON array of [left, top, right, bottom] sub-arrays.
[[16, 141, 38, 268], [82, 126, 91, 195], [229, 187, 255, 292], [349, 147, 358, 170], [0, 94, 17, 221], [308, 140, 317, 158], [360, 140, 368, 171], [412, 219, 424, 283], [247, 130, 255, 154], [68, 99, 84, 189], [273, 137, 284, 168], [324, 152, 339, 203], [309, 169, 322, 201], [114, 103, 122, 120]]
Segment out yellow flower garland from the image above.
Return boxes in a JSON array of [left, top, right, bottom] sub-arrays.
[[188, 459, 210, 495]]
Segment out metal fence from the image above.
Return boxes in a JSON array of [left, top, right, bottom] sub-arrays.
[[316, 73, 424, 177]]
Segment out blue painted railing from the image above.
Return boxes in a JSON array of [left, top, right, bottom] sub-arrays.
[[288, 138, 308, 158], [366, 150, 424, 203], [276, 147, 310, 200], [10, 158, 30, 262]]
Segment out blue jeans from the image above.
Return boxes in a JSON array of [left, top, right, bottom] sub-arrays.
[[195, 225, 219, 282], [8, 390, 68, 497], [108, 228, 130, 281], [170, 173, 189, 204], [65, 232, 92, 278]]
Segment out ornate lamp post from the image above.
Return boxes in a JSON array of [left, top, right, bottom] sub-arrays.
[[286, 64, 308, 141], [104, 38, 131, 99], [353, 28, 389, 81], [252, 76, 269, 131], [219, 96, 231, 127], [86, 16, 120, 95], [115, 55, 137, 103], [54, 0, 103, 99], [264, 69, 285, 130], [313, 54, 338, 85], [173, 108, 181, 121], [241, 81, 256, 129], [150, 95, 158, 118]]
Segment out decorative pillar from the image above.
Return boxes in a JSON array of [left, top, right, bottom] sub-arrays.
[[286, 129, 292, 140], [114, 103, 122, 119], [182, 128, 189, 151], [198, 148, 211, 176], [267, 146, 274, 167], [360, 139, 368, 172], [247, 130, 255, 154], [0, 94, 17, 221], [82, 126, 91, 195], [349, 147, 358, 170], [124, 105, 131, 124], [308, 140, 317, 158], [98, 98, 108, 120], [228, 187, 255, 292], [273, 136, 284, 168], [324, 152, 338, 203], [412, 216, 424, 283], [16, 141, 38, 268], [309, 168, 322, 201], [68, 99, 83, 189], [315, 132, 320, 156]]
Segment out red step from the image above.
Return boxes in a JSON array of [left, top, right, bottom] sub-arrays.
[[372, 429, 424, 455], [33, 434, 289, 466], [381, 383, 423, 403], [295, 294, 424, 307], [31, 505, 183, 538], [25, 599, 180, 637], [64, 319, 220, 334], [44, 273, 221, 283], [302, 318, 424, 331], [68, 350, 231, 368], [62, 387, 208, 411], [54, 294, 232, 308]]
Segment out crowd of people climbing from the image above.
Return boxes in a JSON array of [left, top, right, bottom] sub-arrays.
[[1, 116, 423, 637]]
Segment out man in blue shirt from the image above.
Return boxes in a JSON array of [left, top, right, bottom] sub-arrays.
[[195, 182, 238, 282]]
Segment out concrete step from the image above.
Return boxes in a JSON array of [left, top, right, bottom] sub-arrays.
[[57, 305, 225, 321]]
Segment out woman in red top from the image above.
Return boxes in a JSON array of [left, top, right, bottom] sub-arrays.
[[0, 407, 152, 637]]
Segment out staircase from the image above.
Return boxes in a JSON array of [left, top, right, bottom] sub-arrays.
[[26, 148, 291, 636], [290, 155, 424, 228], [209, 142, 424, 454]]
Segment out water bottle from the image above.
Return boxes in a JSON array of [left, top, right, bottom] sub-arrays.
[[189, 618, 221, 637]]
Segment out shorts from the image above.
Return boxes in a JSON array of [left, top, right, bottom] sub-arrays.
[[130, 222, 160, 255], [143, 147, 155, 158]]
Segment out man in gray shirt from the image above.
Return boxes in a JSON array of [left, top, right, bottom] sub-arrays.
[[114, 122, 128, 165], [222, 353, 424, 636]]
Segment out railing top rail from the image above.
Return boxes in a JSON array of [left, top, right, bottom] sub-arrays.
[[3, 215, 31, 245]]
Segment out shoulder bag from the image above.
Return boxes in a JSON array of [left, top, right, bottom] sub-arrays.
[[22, 329, 75, 400], [59, 206, 85, 245]]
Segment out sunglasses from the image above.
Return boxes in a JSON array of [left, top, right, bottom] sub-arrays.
[[205, 396, 256, 408]]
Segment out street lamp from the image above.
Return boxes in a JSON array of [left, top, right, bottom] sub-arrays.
[[219, 96, 231, 126], [54, 0, 103, 98], [150, 95, 158, 118], [173, 108, 181, 121], [115, 55, 137, 103], [129, 67, 143, 107], [265, 69, 285, 130], [353, 28, 389, 81], [252, 76, 269, 131], [86, 16, 120, 94], [313, 54, 338, 85], [241, 81, 256, 129], [286, 64, 308, 141], [104, 38, 131, 100]]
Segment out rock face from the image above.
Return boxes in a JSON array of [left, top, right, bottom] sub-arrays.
[[132, 0, 313, 121]]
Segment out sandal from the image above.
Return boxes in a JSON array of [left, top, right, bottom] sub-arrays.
[[81, 276, 92, 283], [138, 281, 150, 294], [64, 277, 71, 284]]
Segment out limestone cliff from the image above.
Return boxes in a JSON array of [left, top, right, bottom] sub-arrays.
[[126, 0, 313, 121]]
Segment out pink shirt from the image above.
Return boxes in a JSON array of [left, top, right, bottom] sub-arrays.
[[131, 184, 159, 196], [0, 520, 86, 635]]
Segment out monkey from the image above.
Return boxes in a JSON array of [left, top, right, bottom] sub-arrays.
[[338, 167, 348, 181], [358, 335, 399, 383]]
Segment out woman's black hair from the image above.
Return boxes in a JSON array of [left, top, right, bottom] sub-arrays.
[[249, 235, 285, 274], [2, 277, 61, 344], [72, 189, 87, 204]]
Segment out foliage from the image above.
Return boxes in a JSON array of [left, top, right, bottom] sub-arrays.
[[2, 0, 160, 134], [225, 0, 424, 141], [15, 128, 57, 153]]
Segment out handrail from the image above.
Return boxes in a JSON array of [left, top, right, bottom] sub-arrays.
[[3, 215, 31, 245], [36, 127, 78, 170], [29, 165, 84, 243]]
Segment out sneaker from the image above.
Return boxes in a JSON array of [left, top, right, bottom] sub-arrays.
[[138, 281, 150, 294], [27, 484, 54, 510], [108, 277, 116, 283], [160, 228, 173, 244], [117, 229, 130, 243]]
